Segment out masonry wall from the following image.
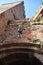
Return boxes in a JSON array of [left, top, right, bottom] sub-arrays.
[[0, 13, 7, 33], [0, 2, 25, 33]]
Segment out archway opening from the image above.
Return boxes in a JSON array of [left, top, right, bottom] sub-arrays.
[[0, 53, 42, 65]]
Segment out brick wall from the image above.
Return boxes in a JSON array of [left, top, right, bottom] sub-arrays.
[[0, 2, 25, 33]]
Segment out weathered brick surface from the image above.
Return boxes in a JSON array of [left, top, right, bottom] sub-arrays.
[[31, 25, 43, 41], [0, 2, 25, 33], [0, 19, 31, 43]]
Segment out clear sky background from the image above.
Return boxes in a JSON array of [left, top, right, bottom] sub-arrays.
[[0, 0, 43, 18]]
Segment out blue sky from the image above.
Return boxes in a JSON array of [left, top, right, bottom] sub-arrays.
[[0, 0, 43, 18]]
